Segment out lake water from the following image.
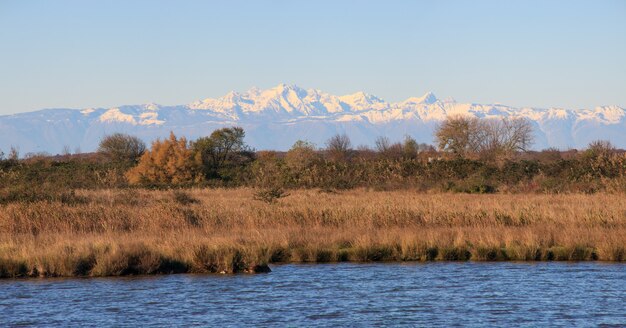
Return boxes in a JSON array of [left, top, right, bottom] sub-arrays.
[[1, 262, 624, 327]]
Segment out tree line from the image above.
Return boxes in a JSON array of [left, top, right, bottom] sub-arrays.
[[1, 116, 625, 198]]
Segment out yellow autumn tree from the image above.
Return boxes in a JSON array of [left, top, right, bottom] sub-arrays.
[[126, 132, 201, 185]]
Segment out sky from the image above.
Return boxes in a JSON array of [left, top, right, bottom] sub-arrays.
[[0, 0, 625, 115]]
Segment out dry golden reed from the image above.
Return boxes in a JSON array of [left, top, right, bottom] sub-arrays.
[[0, 188, 624, 278]]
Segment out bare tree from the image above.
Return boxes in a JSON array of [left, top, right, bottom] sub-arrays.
[[481, 117, 533, 159], [435, 116, 533, 160], [375, 136, 391, 153], [0, 147, 19, 166], [62, 145, 72, 157], [326, 134, 351, 152], [326, 134, 352, 160], [98, 133, 146, 163], [8, 147, 19, 161]]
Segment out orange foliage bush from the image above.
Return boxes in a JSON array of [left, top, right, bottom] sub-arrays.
[[125, 132, 201, 185]]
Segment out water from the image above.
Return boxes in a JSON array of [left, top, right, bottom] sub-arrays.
[[1, 263, 624, 327]]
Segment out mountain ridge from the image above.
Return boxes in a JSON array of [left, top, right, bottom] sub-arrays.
[[1, 84, 625, 154]]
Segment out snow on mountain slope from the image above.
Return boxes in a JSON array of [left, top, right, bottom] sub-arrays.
[[1, 84, 624, 154]]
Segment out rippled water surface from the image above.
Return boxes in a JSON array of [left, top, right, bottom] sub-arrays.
[[1, 263, 625, 327]]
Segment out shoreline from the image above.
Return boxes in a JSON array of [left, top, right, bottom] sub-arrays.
[[1, 189, 624, 278], [1, 240, 623, 279], [2, 260, 625, 280]]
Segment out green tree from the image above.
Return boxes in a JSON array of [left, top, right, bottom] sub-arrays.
[[402, 136, 420, 159], [193, 127, 251, 179]]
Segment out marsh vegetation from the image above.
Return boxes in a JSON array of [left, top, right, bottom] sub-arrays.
[[1, 117, 625, 277], [0, 189, 624, 278]]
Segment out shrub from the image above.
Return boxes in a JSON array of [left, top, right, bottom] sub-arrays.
[[172, 190, 199, 205], [285, 140, 319, 172], [0, 185, 88, 205], [584, 140, 615, 159], [254, 187, 290, 204], [126, 132, 201, 185]]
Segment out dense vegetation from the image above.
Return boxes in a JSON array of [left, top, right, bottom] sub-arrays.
[[1, 189, 624, 278], [1, 119, 625, 201], [1, 117, 624, 277]]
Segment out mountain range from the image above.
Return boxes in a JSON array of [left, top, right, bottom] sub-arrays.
[[1, 83, 624, 155]]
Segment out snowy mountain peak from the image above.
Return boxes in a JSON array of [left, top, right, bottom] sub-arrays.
[[265, 83, 307, 98], [339, 91, 387, 111], [80, 108, 96, 116], [144, 103, 161, 111], [1, 84, 625, 154], [419, 92, 438, 104], [246, 86, 262, 97], [99, 108, 136, 124], [273, 83, 301, 91], [404, 92, 438, 105]]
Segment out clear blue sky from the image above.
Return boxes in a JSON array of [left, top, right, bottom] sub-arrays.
[[0, 0, 624, 114]]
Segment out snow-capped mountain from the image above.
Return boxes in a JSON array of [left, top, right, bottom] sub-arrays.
[[1, 83, 624, 155]]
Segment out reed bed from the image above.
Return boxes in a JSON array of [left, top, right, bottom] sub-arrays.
[[0, 189, 624, 278]]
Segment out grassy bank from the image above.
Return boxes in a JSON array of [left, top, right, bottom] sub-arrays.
[[1, 189, 624, 278]]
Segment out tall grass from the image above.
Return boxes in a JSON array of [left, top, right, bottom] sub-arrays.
[[0, 189, 624, 278]]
